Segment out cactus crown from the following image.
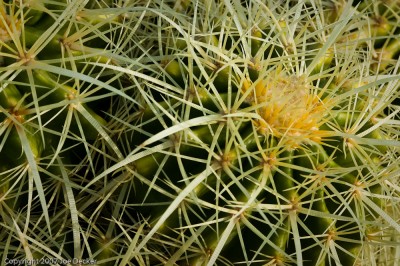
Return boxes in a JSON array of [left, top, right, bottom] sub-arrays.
[[242, 68, 327, 145]]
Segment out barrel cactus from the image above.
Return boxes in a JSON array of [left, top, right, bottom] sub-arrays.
[[0, 0, 135, 262], [106, 0, 400, 264], [1, 0, 400, 265]]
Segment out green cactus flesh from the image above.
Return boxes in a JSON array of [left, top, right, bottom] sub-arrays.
[[1, 0, 400, 265]]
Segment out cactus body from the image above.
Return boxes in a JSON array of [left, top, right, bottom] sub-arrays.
[[1, 0, 399, 265], [109, 1, 400, 264]]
